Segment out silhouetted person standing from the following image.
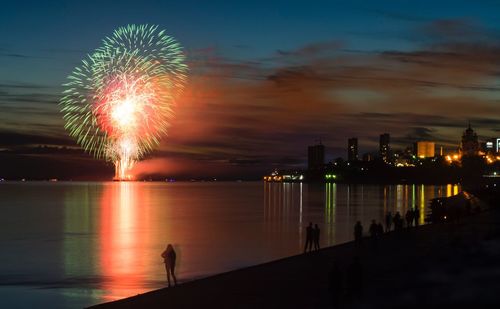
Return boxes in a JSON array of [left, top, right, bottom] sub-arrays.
[[161, 244, 177, 287], [405, 209, 413, 228], [385, 211, 392, 232], [328, 261, 343, 308], [376, 222, 384, 237], [304, 222, 313, 253], [313, 224, 321, 251], [413, 208, 420, 226], [369, 220, 379, 250], [354, 221, 363, 245], [394, 212, 403, 233], [369, 220, 378, 239]]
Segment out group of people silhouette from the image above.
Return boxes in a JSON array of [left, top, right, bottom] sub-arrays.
[[353, 207, 422, 246], [304, 222, 321, 253], [385, 208, 420, 232], [160, 208, 422, 292], [329, 209, 422, 306]]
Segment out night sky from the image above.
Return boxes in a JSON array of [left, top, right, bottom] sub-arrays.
[[1, 0, 500, 180]]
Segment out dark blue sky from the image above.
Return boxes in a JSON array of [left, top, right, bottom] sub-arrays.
[[3, 1, 500, 84], [1, 1, 500, 179]]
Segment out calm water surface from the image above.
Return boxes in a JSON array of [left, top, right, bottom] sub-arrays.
[[0, 181, 460, 308]]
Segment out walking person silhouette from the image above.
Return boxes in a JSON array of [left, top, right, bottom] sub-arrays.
[[304, 222, 313, 253], [385, 211, 392, 232], [313, 224, 321, 251], [354, 221, 363, 246], [413, 207, 420, 227], [161, 244, 177, 287]]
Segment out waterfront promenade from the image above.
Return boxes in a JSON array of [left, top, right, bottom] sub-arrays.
[[93, 206, 500, 308]]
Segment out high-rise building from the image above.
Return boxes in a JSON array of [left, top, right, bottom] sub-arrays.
[[308, 143, 325, 170], [347, 138, 358, 161], [482, 140, 494, 154], [460, 123, 479, 156], [379, 133, 390, 163], [416, 141, 435, 158], [485, 140, 494, 151], [362, 153, 373, 162]]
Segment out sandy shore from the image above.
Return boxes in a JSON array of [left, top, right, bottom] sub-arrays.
[[92, 206, 500, 308]]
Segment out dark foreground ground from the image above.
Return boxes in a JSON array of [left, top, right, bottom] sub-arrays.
[[93, 206, 500, 308]]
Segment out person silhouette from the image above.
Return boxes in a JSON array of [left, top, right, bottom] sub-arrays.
[[385, 211, 393, 232], [369, 220, 379, 250], [413, 208, 420, 226], [369, 220, 378, 239], [161, 244, 177, 287], [304, 222, 313, 253], [354, 221, 363, 245], [393, 212, 402, 232], [405, 209, 413, 228], [313, 224, 321, 251]]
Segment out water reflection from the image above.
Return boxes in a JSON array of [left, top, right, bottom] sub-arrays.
[[63, 182, 462, 295], [325, 183, 337, 244], [99, 182, 148, 301], [0, 181, 469, 309], [263, 183, 461, 247], [63, 184, 97, 277], [264, 182, 304, 250]]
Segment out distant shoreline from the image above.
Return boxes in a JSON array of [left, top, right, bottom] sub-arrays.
[[0, 179, 465, 185]]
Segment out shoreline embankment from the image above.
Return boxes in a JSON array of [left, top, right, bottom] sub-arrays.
[[92, 190, 500, 308]]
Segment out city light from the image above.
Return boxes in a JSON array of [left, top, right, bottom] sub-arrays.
[[263, 172, 304, 182]]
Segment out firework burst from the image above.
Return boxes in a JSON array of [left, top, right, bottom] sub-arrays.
[[61, 25, 187, 180]]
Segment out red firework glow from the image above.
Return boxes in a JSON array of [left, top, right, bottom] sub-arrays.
[[94, 74, 168, 180], [61, 25, 187, 180]]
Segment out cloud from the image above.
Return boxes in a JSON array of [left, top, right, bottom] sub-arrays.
[[0, 131, 73, 147], [0, 152, 113, 180], [420, 18, 500, 43], [0, 52, 49, 60], [397, 127, 435, 143], [0, 82, 55, 90], [129, 157, 270, 179], [158, 24, 500, 170], [3, 18, 500, 178], [423, 19, 476, 38], [277, 41, 343, 58], [0, 53, 31, 58], [362, 7, 430, 23]]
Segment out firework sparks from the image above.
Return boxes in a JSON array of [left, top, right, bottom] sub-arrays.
[[60, 25, 187, 180]]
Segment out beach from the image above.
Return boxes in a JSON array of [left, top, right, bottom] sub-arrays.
[[92, 197, 500, 308]]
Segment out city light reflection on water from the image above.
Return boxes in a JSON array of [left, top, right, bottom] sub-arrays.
[[264, 182, 460, 246], [0, 181, 459, 308]]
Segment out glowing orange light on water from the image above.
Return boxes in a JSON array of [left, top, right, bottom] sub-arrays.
[[100, 182, 146, 300]]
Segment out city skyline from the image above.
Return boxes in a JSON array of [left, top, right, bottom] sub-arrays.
[[1, 1, 500, 179], [2, 3, 500, 309], [323, 123, 497, 163]]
